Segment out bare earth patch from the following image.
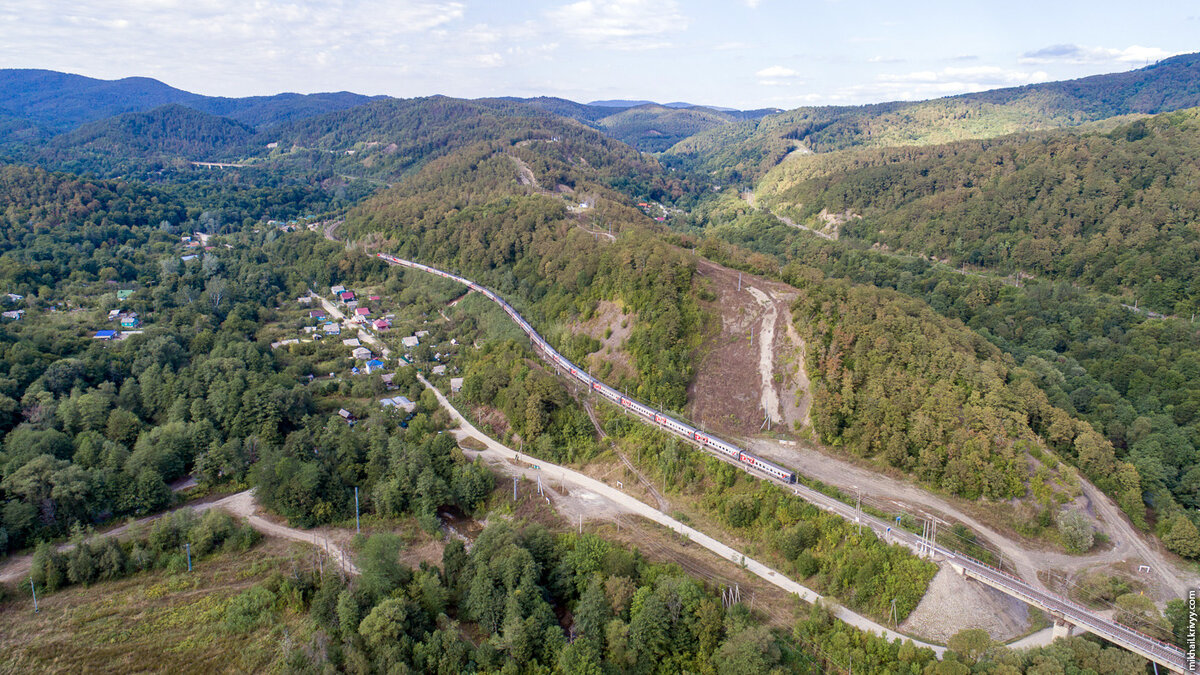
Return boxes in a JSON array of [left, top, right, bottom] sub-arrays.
[[687, 258, 810, 437], [901, 564, 1032, 643]]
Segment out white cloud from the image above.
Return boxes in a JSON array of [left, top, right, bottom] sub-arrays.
[[545, 0, 687, 50], [742, 0, 762, 7], [1019, 44, 1180, 65], [877, 65, 1050, 89], [755, 65, 803, 86], [756, 65, 799, 78]]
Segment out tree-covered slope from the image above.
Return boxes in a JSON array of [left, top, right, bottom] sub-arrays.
[[43, 104, 255, 163], [595, 104, 740, 152], [0, 69, 374, 134], [759, 107, 1200, 314], [666, 52, 1200, 183]]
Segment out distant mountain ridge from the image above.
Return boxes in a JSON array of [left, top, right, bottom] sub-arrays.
[[666, 51, 1200, 182], [0, 69, 379, 132]]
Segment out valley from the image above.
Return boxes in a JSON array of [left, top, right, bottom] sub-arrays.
[[1, 51, 1199, 674]]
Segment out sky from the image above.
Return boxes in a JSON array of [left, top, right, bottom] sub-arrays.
[[2, 0, 1196, 109]]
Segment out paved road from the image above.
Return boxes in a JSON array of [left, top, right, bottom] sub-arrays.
[[419, 374, 947, 656]]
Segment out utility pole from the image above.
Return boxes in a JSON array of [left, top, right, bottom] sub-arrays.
[[737, 272, 742, 292], [186, 542, 192, 572], [578, 513, 582, 534], [30, 578, 37, 613], [355, 486, 360, 534], [513, 475, 518, 501]]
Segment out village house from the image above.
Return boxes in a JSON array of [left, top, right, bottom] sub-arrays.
[[331, 285, 346, 294], [2, 310, 23, 320], [450, 377, 464, 393], [401, 335, 419, 348], [338, 291, 356, 303], [372, 318, 391, 331], [93, 330, 117, 340], [379, 396, 416, 413], [352, 346, 372, 361], [365, 359, 385, 373]]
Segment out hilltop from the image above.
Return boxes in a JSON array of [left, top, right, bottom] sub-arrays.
[[666, 52, 1200, 183]]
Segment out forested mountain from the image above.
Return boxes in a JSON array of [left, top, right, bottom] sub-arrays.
[[757, 107, 1200, 314], [666, 52, 1200, 183], [255, 96, 696, 201], [0, 69, 375, 133], [594, 104, 742, 152], [0, 69, 202, 131], [694, 190, 1200, 560], [44, 104, 254, 164]]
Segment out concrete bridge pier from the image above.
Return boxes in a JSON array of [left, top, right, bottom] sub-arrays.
[[1051, 617, 1075, 641]]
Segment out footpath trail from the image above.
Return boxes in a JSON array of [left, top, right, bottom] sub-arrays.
[[419, 374, 946, 656]]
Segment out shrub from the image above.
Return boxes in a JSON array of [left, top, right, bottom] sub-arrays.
[[223, 585, 277, 633], [1056, 509, 1094, 553]]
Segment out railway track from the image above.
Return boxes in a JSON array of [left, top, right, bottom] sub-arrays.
[[379, 252, 1190, 673]]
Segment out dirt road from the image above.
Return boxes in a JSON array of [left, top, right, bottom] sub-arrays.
[[310, 291, 389, 358], [0, 490, 358, 584], [746, 437, 1200, 603], [419, 374, 946, 655], [746, 286, 783, 428]]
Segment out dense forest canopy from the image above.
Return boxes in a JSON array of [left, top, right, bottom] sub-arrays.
[[665, 52, 1200, 185], [695, 196, 1200, 559], [759, 107, 1200, 314]]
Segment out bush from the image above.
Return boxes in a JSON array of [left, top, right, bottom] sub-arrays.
[[1056, 509, 1094, 553], [223, 585, 277, 633]]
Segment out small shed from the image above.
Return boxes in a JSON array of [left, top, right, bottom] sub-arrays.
[[431, 365, 447, 376], [401, 336, 419, 348], [94, 330, 118, 340], [120, 317, 140, 328], [450, 377, 464, 393]]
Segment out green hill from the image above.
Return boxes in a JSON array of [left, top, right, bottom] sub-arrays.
[[758, 107, 1200, 314], [667, 52, 1200, 183], [45, 104, 254, 162], [595, 104, 739, 152]]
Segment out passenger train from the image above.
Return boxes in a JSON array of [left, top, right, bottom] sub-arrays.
[[376, 253, 797, 484]]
